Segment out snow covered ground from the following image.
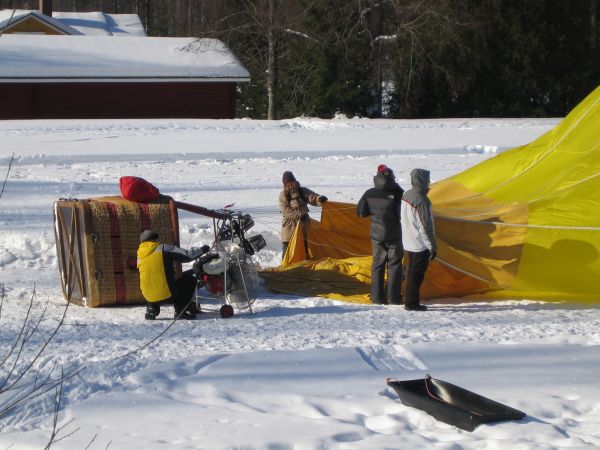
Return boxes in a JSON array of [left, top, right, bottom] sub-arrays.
[[1, 117, 599, 449]]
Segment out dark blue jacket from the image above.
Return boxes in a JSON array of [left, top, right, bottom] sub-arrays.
[[357, 174, 404, 242]]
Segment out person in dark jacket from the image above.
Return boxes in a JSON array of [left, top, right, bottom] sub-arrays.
[[279, 171, 327, 258], [137, 229, 209, 320], [400, 169, 436, 311], [357, 164, 404, 305]]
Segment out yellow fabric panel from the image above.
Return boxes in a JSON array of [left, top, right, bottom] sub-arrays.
[[429, 180, 530, 290], [267, 200, 497, 302], [435, 217, 525, 289], [526, 156, 600, 227], [319, 201, 371, 238], [448, 85, 600, 205], [273, 202, 374, 301], [261, 256, 372, 303], [434, 85, 600, 301], [420, 261, 494, 299], [281, 221, 306, 265], [430, 181, 529, 224], [282, 202, 371, 266], [305, 221, 371, 261], [515, 227, 600, 299]]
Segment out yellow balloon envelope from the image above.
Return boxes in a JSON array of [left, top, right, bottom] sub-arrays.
[[261, 85, 600, 303]]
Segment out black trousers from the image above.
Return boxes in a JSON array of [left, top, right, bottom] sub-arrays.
[[146, 270, 198, 315], [405, 250, 431, 306], [172, 270, 198, 313], [371, 239, 403, 304]]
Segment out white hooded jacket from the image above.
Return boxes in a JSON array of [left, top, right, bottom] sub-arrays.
[[400, 169, 436, 253]]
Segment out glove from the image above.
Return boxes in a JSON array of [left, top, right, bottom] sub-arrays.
[[191, 245, 211, 256], [195, 252, 220, 266], [318, 196, 328, 203], [430, 249, 437, 261]]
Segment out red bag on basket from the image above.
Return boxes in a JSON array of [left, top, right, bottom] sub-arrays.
[[119, 176, 160, 202]]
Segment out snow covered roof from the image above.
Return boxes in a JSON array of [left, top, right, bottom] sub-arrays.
[[0, 9, 146, 36], [0, 9, 82, 35], [0, 35, 251, 82], [51, 11, 146, 36]]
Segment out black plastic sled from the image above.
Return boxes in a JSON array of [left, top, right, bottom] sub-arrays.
[[387, 374, 526, 431]]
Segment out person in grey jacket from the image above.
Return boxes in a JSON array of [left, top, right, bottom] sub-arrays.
[[357, 164, 404, 305], [400, 169, 437, 311]]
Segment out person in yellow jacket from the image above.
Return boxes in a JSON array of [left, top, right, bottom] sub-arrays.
[[137, 229, 209, 320]]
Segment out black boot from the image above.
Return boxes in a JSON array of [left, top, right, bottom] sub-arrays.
[[145, 302, 160, 320], [187, 302, 200, 317], [174, 309, 196, 320], [371, 299, 388, 305], [174, 301, 196, 320], [404, 303, 427, 311]]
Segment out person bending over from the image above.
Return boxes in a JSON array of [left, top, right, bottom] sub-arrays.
[[137, 229, 209, 320]]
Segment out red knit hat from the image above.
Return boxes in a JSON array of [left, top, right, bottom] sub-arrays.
[[377, 164, 394, 177]]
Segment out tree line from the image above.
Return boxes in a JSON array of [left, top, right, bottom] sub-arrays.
[[3, 0, 599, 119]]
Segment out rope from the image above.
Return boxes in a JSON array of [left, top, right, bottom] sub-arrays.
[[195, 204, 357, 219], [436, 258, 507, 290], [424, 375, 445, 403], [424, 374, 482, 416]]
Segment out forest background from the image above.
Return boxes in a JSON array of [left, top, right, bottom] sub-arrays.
[[2, 0, 599, 120]]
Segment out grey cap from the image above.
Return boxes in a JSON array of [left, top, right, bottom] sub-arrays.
[[140, 229, 159, 243]]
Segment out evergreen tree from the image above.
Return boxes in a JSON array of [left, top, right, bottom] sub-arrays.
[[291, 1, 374, 118], [3, 0, 599, 117]]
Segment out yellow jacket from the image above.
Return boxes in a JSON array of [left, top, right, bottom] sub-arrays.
[[137, 241, 204, 302], [137, 241, 171, 302]]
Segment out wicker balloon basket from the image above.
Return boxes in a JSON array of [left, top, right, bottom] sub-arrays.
[[53, 195, 180, 307]]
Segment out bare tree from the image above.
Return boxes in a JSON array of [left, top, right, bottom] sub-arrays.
[[0, 8, 16, 37], [44, 368, 79, 450], [361, 0, 471, 117], [219, 0, 317, 119], [0, 286, 73, 420]]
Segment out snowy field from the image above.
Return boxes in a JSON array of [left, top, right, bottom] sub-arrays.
[[1, 117, 600, 449]]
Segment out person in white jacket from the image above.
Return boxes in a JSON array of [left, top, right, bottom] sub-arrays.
[[400, 169, 437, 311]]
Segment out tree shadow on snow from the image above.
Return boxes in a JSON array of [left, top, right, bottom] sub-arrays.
[[252, 304, 371, 318], [426, 301, 599, 313]]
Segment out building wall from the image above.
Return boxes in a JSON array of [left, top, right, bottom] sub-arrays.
[[0, 82, 237, 119], [3, 17, 64, 35]]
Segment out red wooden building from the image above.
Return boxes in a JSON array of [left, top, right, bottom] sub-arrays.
[[0, 35, 250, 119]]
